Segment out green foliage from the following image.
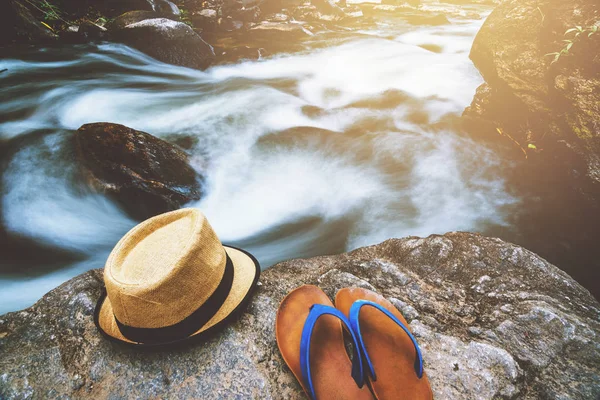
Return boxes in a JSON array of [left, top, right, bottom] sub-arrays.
[[179, 8, 193, 27], [546, 25, 598, 64], [23, 0, 72, 27], [32, 0, 61, 21], [95, 16, 108, 26]]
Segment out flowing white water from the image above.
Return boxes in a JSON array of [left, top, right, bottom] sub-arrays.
[[0, 11, 518, 313]]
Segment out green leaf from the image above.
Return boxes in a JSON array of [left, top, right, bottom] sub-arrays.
[[528, 144, 538, 150], [567, 42, 573, 51], [545, 52, 560, 56], [565, 28, 578, 34], [576, 26, 583, 31]]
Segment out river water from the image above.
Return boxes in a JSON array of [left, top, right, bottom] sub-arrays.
[[1, 5, 594, 314]]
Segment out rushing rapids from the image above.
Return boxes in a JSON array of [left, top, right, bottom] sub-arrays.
[[1, 4, 596, 313]]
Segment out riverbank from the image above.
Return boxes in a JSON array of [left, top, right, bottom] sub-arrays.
[[0, 0, 496, 67]]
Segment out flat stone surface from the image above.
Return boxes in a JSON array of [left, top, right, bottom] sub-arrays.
[[1, 232, 599, 398]]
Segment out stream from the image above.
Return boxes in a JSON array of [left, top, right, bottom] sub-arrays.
[[1, 4, 597, 314]]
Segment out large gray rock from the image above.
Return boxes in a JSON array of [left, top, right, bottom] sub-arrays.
[[1, 233, 599, 398], [110, 18, 215, 70], [465, 0, 600, 199]]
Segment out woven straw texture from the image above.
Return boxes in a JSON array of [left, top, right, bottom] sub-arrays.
[[98, 246, 257, 344], [98, 208, 257, 343]]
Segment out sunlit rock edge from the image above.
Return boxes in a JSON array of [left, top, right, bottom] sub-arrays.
[[0, 232, 598, 399]]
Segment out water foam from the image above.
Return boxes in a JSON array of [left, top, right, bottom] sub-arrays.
[[2, 132, 134, 253], [0, 11, 517, 313]]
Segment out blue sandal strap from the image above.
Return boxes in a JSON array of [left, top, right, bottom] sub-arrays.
[[300, 304, 365, 400], [349, 299, 424, 381]]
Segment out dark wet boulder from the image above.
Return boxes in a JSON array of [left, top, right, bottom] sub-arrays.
[[162, 134, 200, 150], [190, 9, 218, 32], [110, 18, 215, 70], [0, 0, 57, 45], [59, 21, 108, 44], [106, 10, 181, 30], [0, 0, 180, 46], [58, 25, 82, 43], [154, 0, 180, 16], [78, 20, 108, 41], [230, 5, 262, 22], [219, 17, 245, 31], [0, 233, 599, 398], [465, 0, 600, 200], [74, 123, 203, 220], [215, 45, 265, 64]]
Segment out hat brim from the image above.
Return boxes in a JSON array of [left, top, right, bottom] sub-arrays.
[[94, 245, 260, 348]]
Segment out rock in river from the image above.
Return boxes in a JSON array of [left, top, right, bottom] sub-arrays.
[[248, 21, 314, 40], [190, 9, 219, 32], [465, 0, 600, 200], [74, 123, 203, 220], [1, 232, 599, 398], [110, 18, 215, 70], [106, 10, 181, 31]]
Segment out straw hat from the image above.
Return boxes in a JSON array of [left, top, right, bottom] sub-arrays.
[[94, 208, 260, 347]]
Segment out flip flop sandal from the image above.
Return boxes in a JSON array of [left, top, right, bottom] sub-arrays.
[[336, 287, 433, 400], [275, 285, 374, 400]]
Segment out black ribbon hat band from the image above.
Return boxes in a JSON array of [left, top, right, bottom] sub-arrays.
[[114, 255, 235, 344]]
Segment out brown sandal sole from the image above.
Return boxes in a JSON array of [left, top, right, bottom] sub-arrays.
[[276, 285, 373, 400], [335, 287, 433, 400]]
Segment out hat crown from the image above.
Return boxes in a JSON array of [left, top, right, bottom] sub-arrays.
[[104, 208, 226, 329]]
